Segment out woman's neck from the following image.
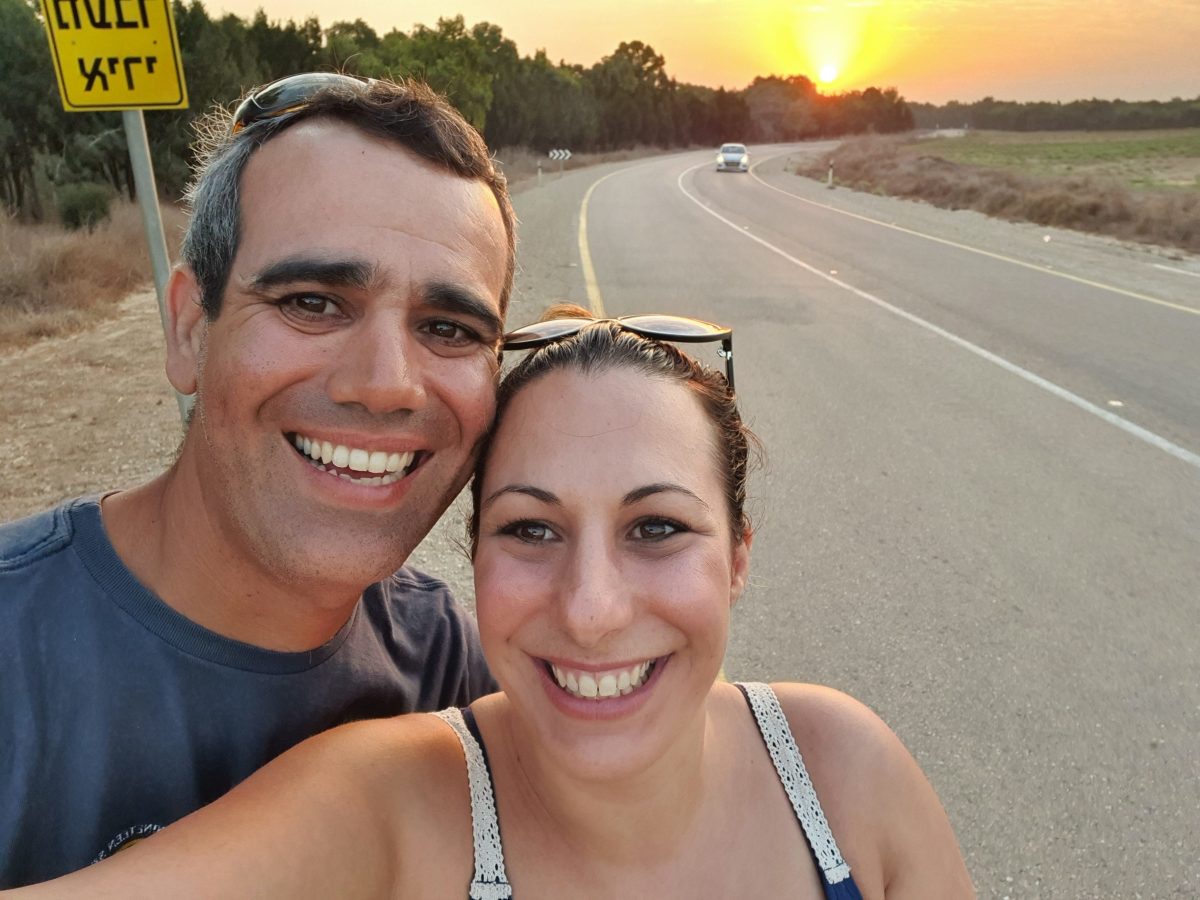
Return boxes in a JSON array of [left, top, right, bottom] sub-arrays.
[[480, 692, 732, 869]]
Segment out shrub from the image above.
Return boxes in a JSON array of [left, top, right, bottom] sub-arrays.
[[56, 183, 112, 231]]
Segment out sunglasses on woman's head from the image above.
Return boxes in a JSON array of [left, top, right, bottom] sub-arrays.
[[502, 315, 735, 391], [231, 73, 375, 135]]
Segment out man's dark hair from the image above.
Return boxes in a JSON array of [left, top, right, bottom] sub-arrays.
[[181, 77, 516, 319]]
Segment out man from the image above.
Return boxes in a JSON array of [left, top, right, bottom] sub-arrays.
[[0, 74, 514, 886]]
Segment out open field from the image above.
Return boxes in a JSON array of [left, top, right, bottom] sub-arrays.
[[0, 204, 188, 349], [910, 128, 1200, 190], [796, 130, 1200, 255]]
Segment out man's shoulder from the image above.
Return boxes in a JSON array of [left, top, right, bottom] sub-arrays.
[[380, 564, 456, 598], [0, 497, 91, 573], [359, 564, 496, 704], [364, 564, 467, 623]]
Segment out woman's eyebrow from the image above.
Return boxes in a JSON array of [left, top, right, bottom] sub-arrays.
[[623, 483, 709, 508], [482, 484, 560, 509]]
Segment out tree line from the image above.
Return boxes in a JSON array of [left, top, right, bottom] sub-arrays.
[[911, 96, 1200, 132], [1, 0, 914, 219]]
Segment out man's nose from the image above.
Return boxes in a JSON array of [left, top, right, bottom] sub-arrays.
[[558, 537, 635, 650], [326, 317, 428, 414]]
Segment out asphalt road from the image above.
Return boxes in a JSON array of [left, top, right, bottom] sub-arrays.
[[413, 144, 1200, 898]]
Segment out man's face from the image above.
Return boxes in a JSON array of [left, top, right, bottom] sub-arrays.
[[179, 121, 508, 594]]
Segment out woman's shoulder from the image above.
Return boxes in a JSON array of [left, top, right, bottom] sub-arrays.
[[732, 682, 904, 829], [308, 707, 480, 893], [318, 706, 478, 808], [765, 682, 900, 767], [744, 682, 974, 899]]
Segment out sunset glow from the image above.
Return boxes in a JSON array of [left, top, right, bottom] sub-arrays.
[[206, 0, 1199, 103]]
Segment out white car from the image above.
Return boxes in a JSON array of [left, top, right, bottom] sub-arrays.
[[716, 143, 749, 173]]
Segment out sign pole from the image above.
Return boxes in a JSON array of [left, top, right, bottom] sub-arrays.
[[122, 110, 189, 420], [40, 0, 191, 421]]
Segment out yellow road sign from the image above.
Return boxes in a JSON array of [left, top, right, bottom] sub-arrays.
[[40, 0, 188, 111]]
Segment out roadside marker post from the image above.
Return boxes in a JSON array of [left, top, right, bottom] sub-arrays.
[[549, 148, 572, 178], [39, 0, 190, 421]]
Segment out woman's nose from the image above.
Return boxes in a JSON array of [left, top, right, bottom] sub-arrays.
[[557, 539, 635, 650]]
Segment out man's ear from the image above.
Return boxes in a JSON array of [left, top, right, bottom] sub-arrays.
[[729, 528, 753, 608], [164, 266, 207, 396]]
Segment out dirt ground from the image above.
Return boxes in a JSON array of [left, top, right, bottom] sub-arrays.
[[0, 290, 183, 522]]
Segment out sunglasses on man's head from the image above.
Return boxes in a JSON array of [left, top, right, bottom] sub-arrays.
[[231, 73, 375, 135], [502, 315, 735, 391]]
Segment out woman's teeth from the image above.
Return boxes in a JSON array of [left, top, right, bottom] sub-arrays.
[[549, 661, 656, 700], [291, 433, 415, 486]]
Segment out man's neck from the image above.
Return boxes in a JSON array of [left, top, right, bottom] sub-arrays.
[[101, 469, 363, 652]]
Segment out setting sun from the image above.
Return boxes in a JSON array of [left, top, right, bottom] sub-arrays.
[[791, 0, 898, 93]]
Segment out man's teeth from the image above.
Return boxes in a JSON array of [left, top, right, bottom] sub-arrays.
[[550, 661, 656, 700], [291, 434, 415, 485]]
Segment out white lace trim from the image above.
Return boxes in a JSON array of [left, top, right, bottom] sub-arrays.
[[433, 708, 514, 900], [739, 682, 853, 885]]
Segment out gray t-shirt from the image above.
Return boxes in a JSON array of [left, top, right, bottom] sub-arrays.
[[0, 497, 496, 887]]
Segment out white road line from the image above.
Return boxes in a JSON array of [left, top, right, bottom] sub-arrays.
[[745, 154, 1200, 318], [1153, 263, 1200, 279], [677, 163, 1200, 473]]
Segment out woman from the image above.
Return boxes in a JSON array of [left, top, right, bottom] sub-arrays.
[[10, 307, 973, 899]]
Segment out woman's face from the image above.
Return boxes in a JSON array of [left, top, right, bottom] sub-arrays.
[[473, 366, 750, 780]]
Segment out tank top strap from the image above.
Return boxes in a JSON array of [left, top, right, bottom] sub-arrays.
[[735, 682, 860, 896], [433, 707, 514, 900]]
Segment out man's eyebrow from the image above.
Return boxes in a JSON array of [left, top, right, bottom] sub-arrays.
[[482, 484, 560, 509], [246, 257, 377, 291], [623, 483, 709, 508], [426, 283, 504, 339]]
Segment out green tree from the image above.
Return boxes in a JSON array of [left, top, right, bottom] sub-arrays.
[[322, 19, 382, 75], [588, 41, 673, 148], [0, 0, 59, 216], [249, 11, 321, 81], [377, 16, 493, 131]]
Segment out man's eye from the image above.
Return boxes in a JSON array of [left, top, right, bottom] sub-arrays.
[[425, 320, 480, 345], [630, 519, 683, 541], [499, 521, 557, 543], [281, 295, 340, 318]]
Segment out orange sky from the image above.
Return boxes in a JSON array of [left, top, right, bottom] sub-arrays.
[[209, 0, 1200, 104]]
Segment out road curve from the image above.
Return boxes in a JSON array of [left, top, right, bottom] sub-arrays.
[[568, 145, 1199, 899]]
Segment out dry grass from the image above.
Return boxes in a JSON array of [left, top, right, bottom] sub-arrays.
[[798, 134, 1200, 254], [0, 203, 188, 349]]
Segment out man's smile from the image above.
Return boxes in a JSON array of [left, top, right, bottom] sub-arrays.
[[288, 432, 427, 486]]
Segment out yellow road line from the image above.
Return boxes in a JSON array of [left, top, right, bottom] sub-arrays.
[[577, 167, 641, 316]]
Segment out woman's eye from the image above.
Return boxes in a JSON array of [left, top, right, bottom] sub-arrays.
[[631, 519, 683, 541], [501, 521, 557, 543]]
